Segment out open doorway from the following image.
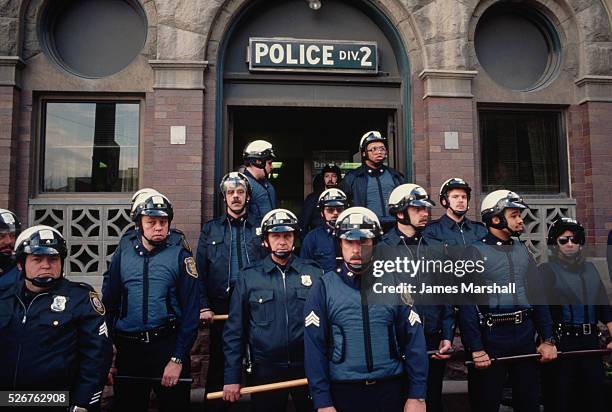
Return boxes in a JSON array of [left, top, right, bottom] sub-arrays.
[[230, 106, 396, 217]]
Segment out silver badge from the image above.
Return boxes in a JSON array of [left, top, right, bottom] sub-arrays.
[[301, 274, 312, 287], [51, 295, 67, 312]]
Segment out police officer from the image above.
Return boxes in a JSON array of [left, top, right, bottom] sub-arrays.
[[222, 209, 323, 412], [0, 225, 112, 412], [243, 140, 278, 219], [539, 218, 612, 412], [102, 193, 200, 412], [300, 188, 348, 271], [195, 172, 264, 409], [423, 178, 488, 253], [340, 131, 406, 231], [300, 164, 342, 233], [0, 208, 21, 288], [381, 184, 453, 412], [458, 190, 557, 412], [304, 207, 428, 412]]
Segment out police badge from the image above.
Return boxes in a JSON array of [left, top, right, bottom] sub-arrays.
[[301, 274, 312, 287], [51, 295, 67, 312]]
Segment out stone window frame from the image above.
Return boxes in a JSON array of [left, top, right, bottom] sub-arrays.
[[32, 94, 145, 200], [477, 105, 570, 197]]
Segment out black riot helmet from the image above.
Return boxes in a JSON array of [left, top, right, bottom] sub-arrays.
[[439, 177, 471, 217], [547, 217, 585, 246], [321, 163, 342, 187]]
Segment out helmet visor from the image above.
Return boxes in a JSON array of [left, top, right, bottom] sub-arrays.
[[337, 228, 377, 240]]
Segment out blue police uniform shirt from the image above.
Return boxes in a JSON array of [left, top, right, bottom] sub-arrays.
[[458, 233, 554, 354], [229, 219, 249, 284], [300, 224, 337, 272], [223, 254, 324, 384], [365, 168, 395, 228], [102, 232, 200, 360], [304, 263, 428, 409], [244, 169, 278, 219]]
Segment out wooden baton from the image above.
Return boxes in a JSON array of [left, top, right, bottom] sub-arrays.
[[206, 378, 308, 400], [213, 314, 228, 321]]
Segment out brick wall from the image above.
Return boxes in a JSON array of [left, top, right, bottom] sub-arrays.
[[420, 94, 479, 221], [567, 102, 612, 249], [144, 89, 204, 247]]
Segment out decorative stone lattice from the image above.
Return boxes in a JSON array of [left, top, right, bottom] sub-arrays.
[[29, 202, 133, 277], [519, 198, 576, 263]]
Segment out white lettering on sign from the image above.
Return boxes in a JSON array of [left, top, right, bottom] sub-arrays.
[[255, 43, 268, 64], [248, 38, 378, 74], [322, 45, 334, 65], [269, 44, 283, 64], [306, 45, 320, 65]]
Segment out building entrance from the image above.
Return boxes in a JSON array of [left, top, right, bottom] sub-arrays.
[[231, 106, 395, 217]]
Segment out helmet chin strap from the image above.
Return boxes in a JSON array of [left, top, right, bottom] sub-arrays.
[[272, 250, 292, 259], [397, 214, 424, 234], [25, 275, 62, 288], [140, 228, 168, 247], [449, 206, 468, 218]]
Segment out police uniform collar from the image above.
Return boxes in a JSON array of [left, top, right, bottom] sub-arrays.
[[551, 253, 585, 272], [226, 213, 246, 225], [244, 167, 267, 183], [135, 234, 168, 254], [440, 213, 470, 230], [394, 227, 420, 244], [365, 165, 385, 176], [263, 254, 297, 273], [483, 232, 513, 246]]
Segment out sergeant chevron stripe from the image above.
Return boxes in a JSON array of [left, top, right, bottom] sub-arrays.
[[305, 311, 320, 327], [408, 309, 421, 326]]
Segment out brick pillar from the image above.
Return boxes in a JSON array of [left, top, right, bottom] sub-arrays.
[[0, 57, 23, 212], [148, 60, 208, 388], [568, 101, 612, 249], [418, 70, 478, 219]]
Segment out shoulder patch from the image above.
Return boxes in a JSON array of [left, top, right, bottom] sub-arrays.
[[89, 291, 106, 316], [184, 256, 198, 278]]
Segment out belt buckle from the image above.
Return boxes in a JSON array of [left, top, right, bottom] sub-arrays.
[[365, 380, 377, 386], [514, 311, 523, 324], [142, 331, 150, 343], [582, 324, 591, 335]]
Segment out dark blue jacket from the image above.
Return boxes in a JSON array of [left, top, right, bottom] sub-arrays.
[[304, 264, 428, 408], [0, 278, 112, 409], [223, 255, 323, 384], [381, 228, 455, 343], [458, 233, 554, 355], [196, 213, 264, 309], [299, 191, 324, 234], [244, 169, 278, 219], [0, 264, 19, 289], [423, 214, 488, 255], [102, 232, 200, 360], [607, 229, 612, 283], [300, 225, 338, 272], [339, 164, 405, 212]]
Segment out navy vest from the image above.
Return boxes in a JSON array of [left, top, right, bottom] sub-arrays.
[[322, 272, 403, 381], [471, 240, 530, 311], [116, 242, 182, 332]]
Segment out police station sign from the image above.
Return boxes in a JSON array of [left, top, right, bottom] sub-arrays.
[[248, 37, 378, 74]]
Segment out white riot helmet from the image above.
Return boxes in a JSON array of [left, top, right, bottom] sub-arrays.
[[243, 140, 276, 169], [480, 190, 528, 236], [258, 208, 299, 259], [388, 184, 434, 229]]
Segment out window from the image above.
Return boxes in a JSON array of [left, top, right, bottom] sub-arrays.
[[41, 101, 140, 193], [475, 3, 560, 91], [480, 109, 565, 194]]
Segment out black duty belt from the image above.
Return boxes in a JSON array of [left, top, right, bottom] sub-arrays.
[[558, 323, 598, 337], [115, 321, 177, 344], [479, 309, 532, 327], [333, 374, 403, 386]]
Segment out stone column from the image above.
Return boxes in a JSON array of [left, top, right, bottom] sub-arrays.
[[0, 56, 23, 212]]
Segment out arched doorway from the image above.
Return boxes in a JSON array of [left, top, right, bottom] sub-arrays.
[[215, 0, 411, 215]]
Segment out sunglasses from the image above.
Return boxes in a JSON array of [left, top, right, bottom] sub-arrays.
[[324, 207, 344, 213], [557, 236, 581, 245]]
